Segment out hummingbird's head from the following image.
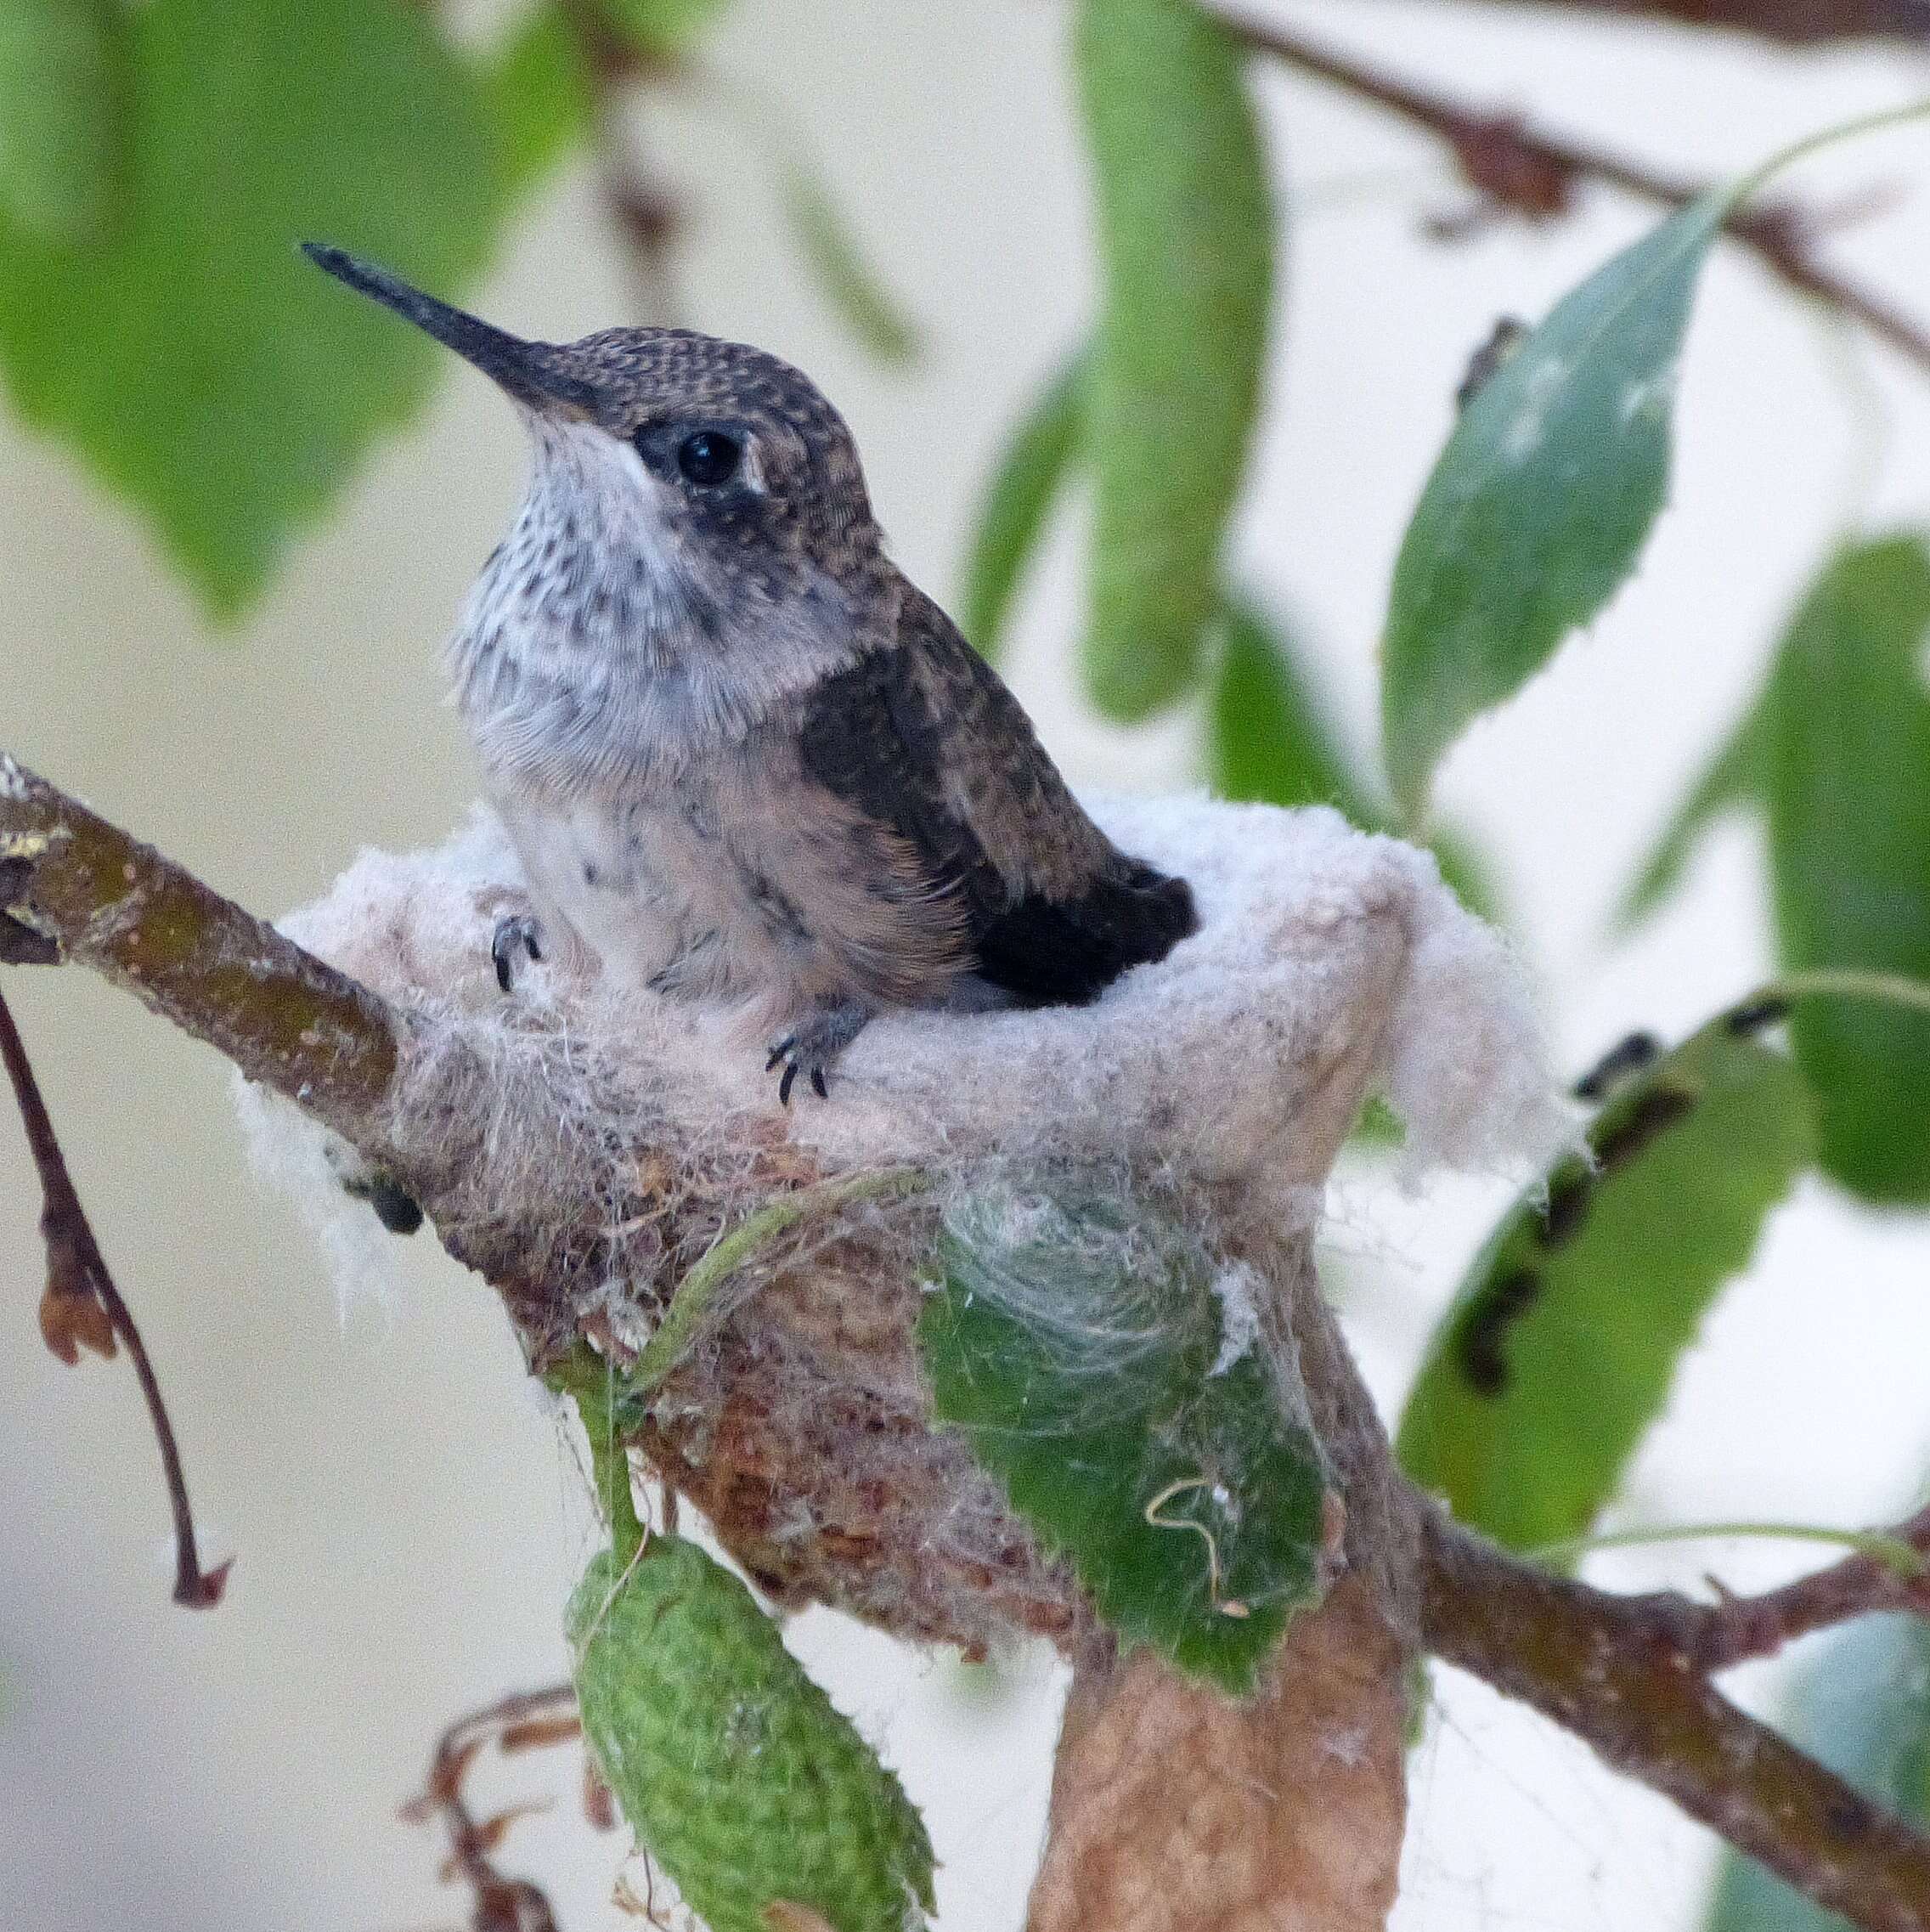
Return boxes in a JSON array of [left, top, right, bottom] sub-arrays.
[[303, 245, 893, 778], [302, 243, 882, 586]]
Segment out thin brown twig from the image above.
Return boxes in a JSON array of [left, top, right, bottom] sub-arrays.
[[1682, 1499, 1930, 1668], [1420, 1505, 1930, 1932], [1214, 7, 1930, 380], [0, 983, 229, 1607], [554, 0, 687, 322], [1410, 0, 1930, 44]]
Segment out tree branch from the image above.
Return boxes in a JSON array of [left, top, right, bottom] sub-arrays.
[[1215, 8, 1930, 381], [1402, 0, 1930, 44], [1419, 1504, 1930, 1932], [0, 754, 401, 1141]]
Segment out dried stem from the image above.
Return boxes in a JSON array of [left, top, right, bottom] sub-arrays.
[[1681, 1499, 1930, 1668], [403, 1683, 584, 1932], [0, 985, 227, 1606], [555, 0, 687, 321], [10, 753, 1930, 1928], [1215, 8, 1930, 380]]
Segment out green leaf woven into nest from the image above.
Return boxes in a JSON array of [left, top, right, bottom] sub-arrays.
[[920, 1183, 1330, 1696]]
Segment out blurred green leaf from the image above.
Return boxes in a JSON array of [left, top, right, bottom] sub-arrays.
[[599, 0, 731, 59], [1397, 1015, 1814, 1551], [0, 0, 501, 613], [482, 3, 593, 202], [1210, 595, 1360, 812], [921, 1183, 1329, 1695], [1381, 188, 1729, 819], [1210, 595, 1500, 922], [960, 349, 1085, 662], [0, 0, 120, 241], [1768, 534, 1930, 1205], [776, 156, 920, 365], [1617, 692, 1769, 928], [1705, 1610, 1930, 1932], [1075, 0, 1272, 721]]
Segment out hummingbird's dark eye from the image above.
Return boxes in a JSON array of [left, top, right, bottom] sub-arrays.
[[677, 430, 742, 488]]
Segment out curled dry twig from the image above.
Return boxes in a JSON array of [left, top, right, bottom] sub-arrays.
[[402, 1683, 589, 1932], [0, 979, 229, 1607]]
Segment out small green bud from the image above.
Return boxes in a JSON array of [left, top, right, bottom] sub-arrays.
[[569, 1537, 935, 1932]]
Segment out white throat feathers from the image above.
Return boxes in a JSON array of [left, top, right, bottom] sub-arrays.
[[448, 417, 872, 800]]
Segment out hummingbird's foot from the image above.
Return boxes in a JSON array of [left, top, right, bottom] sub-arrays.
[[490, 913, 545, 993], [765, 1003, 871, 1107]]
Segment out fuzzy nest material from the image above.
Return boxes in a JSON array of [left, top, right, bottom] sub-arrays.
[[235, 794, 1562, 1655]]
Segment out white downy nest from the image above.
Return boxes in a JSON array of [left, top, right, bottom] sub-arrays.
[[234, 794, 1564, 1649]]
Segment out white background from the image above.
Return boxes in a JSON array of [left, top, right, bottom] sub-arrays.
[[3, 3, 1928, 1927]]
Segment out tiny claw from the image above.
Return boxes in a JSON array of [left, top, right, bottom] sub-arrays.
[[491, 914, 544, 994], [810, 1065, 828, 1100], [778, 1060, 799, 1108]]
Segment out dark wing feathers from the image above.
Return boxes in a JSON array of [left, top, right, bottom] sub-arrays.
[[796, 587, 1194, 1005]]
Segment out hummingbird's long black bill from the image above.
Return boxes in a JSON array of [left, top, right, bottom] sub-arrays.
[[301, 243, 600, 418]]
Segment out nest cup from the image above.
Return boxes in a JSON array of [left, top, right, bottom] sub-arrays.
[[235, 794, 1562, 1656]]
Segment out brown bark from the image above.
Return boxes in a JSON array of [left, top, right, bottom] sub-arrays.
[[1422, 1508, 1930, 1932]]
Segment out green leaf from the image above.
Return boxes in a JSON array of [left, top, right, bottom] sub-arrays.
[[0, 0, 501, 613], [1617, 691, 1770, 928], [1381, 187, 1730, 818], [1705, 1611, 1930, 1932], [0, 0, 120, 241], [1210, 595, 1501, 922], [1397, 1016, 1815, 1552], [776, 157, 920, 365], [1767, 534, 1930, 1204], [1075, 0, 1272, 721], [919, 1183, 1329, 1694], [1380, 103, 1930, 818], [571, 1538, 935, 1932], [960, 349, 1086, 662], [481, 3, 592, 203], [599, 0, 731, 59], [1210, 595, 1363, 815]]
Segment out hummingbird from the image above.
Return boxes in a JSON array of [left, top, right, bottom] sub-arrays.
[[303, 245, 1196, 1104]]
